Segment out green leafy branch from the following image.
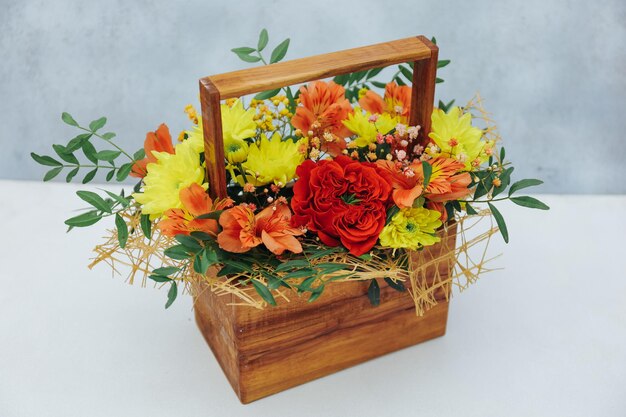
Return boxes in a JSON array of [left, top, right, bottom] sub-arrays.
[[31, 112, 143, 184], [457, 147, 550, 243], [231, 29, 297, 112]]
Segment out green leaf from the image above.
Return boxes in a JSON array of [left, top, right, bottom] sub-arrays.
[[234, 51, 261, 63], [64, 211, 101, 227], [298, 276, 317, 291], [269, 38, 290, 63], [349, 70, 368, 84], [275, 259, 310, 272], [510, 196, 550, 210], [333, 74, 349, 86], [315, 263, 349, 274], [384, 277, 406, 292], [133, 148, 145, 160], [140, 214, 152, 239], [148, 274, 171, 283], [105, 169, 115, 182], [89, 117, 107, 132], [104, 190, 130, 208], [190, 231, 214, 241], [399, 64, 413, 82], [52, 144, 79, 164], [65, 167, 79, 182], [195, 210, 223, 220], [437, 59, 450, 68], [76, 190, 112, 213], [492, 166, 514, 197], [465, 203, 478, 215], [508, 179, 544, 196], [115, 213, 128, 248], [43, 166, 63, 181], [61, 112, 78, 126], [386, 205, 400, 224], [257, 28, 269, 51], [422, 161, 433, 188], [394, 75, 406, 86], [231, 46, 256, 54], [165, 282, 177, 309], [66, 133, 92, 152], [31, 152, 62, 167], [371, 80, 386, 89], [283, 268, 316, 279], [153, 266, 179, 276], [431, 36, 437, 45], [254, 88, 281, 100], [367, 279, 380, 306], [499, 146, 506, 162], [251, 279, 276, 306], [366, 67, 383, 79], [164, 244, 192, 260], [101, 132, 116, 140], [436, 77, 444, 84], [81, 168, 97, 184], [175, 235, 202, 252], [95, 150, 121, 162], [82, 141, 98, 164], [488, 202, 509, 243], [308, 286, 325, 303], [194, 251, 209, 274], [116, 162, 133, 181]]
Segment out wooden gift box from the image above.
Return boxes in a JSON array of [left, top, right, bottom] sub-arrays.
[[195, 36, 448, 403]]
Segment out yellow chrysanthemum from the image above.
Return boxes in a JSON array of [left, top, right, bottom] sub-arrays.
[[186, 99, 255, 162], [240, 132, 306, 186], [429, 107, 485, 170], [342, 108, 397, 147], [133, 134, 206, 219], [379, 207, 442, 250]]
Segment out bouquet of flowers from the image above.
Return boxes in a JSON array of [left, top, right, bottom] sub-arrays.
[[31, 30, 549, 312]]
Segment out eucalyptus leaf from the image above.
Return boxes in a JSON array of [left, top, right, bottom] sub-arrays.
[[43, 166, 63, 181], [64, 211, 101, 227], [31, 153, 62, 167]]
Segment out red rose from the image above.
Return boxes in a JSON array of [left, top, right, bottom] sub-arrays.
[[291, 156, 392, 256]]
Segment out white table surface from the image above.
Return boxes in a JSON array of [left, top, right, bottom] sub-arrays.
[[1, 180, 624, 417]]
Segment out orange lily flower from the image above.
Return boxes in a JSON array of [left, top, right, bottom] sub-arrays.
[[359, 82, 412, 121], [159, 183, 233, 237], [217, 201, 303, 255], [131, 124, 175, 178], [291, 81, 353, 156]]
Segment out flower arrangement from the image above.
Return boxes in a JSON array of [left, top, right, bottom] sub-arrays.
[[31, 30, 549, 312]]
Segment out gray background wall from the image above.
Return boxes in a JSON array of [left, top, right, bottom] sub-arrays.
[[1, 0, 624, 193]]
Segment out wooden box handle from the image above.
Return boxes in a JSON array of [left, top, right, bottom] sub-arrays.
[[199, 35, 438, 199]]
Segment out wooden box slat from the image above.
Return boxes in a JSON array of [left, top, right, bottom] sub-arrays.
[[193, 225, 456, 403]]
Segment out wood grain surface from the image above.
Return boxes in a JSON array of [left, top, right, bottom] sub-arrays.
[[193, 225, 456, 403]]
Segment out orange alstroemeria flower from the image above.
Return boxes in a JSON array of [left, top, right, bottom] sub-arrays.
[[291, 81, 353, 156], [360, 82, 412, 121], [424, 157, 473, 202], [376, 156, 472, 209], [159, 183, 233, 237], [217, 202, 303, 255], [131, 123, 176, 178], [376, 160, 425, 209]]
